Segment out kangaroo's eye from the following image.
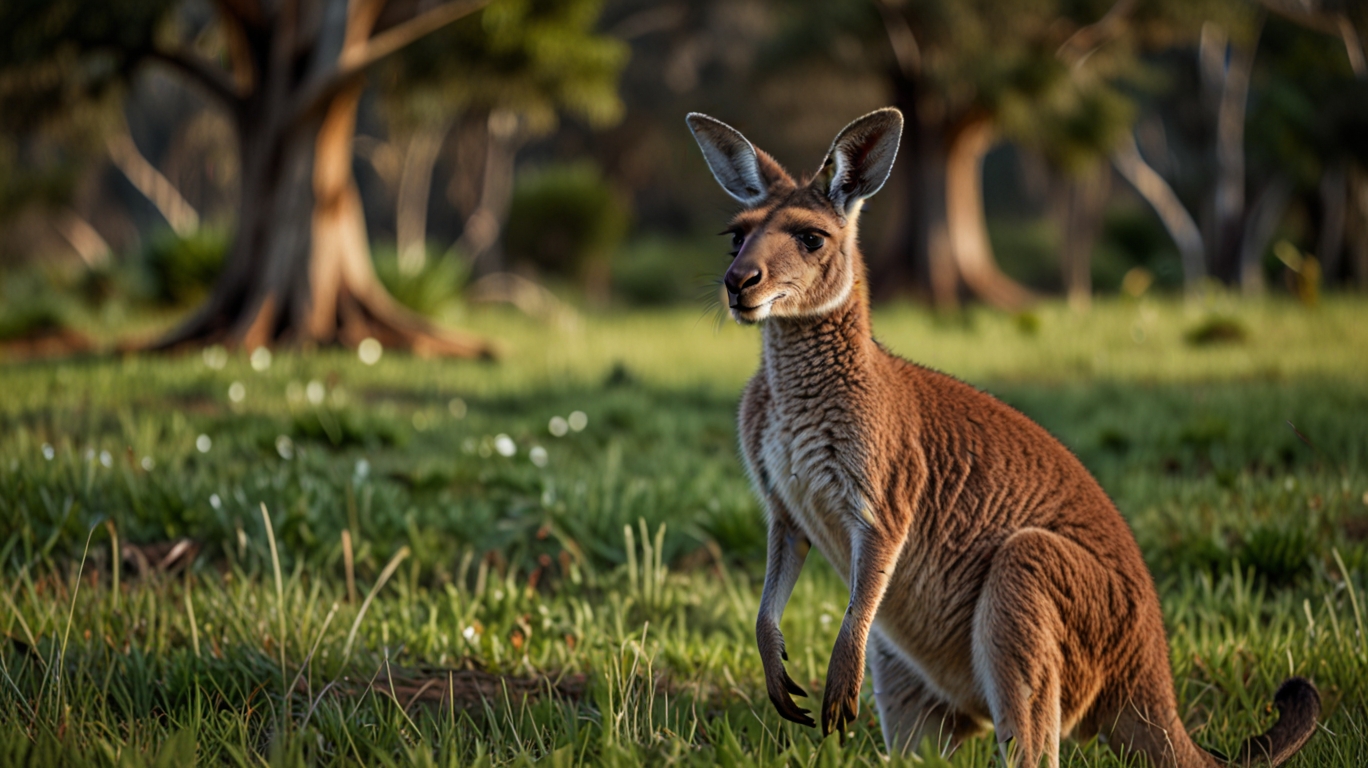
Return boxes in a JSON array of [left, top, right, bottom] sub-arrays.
[[797, 232, 823, 252], [731, 231, 744, 249]]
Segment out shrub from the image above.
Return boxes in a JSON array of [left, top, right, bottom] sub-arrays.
[[611, 236, 720, 306], [372, 243, 469, 316], [142, 228, 228, 305], [504, 162, 628, 286]]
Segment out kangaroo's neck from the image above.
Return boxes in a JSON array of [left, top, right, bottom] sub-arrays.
[[761, 276, 876, 402]]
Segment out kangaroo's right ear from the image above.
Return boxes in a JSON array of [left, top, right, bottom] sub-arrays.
[[686, 113, 792, 207]]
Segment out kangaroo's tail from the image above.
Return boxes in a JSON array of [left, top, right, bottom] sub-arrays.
[[1219, 677, 1321, 766]]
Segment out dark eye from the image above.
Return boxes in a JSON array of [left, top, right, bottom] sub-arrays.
[[797, 232, 823, 252], [731, 231, 744, 249]]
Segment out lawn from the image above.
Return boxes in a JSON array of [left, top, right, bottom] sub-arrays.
[[1, 296, 1367, 766]]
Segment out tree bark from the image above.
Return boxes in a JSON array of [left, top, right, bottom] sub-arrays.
[[150, 0, 492, 358], [943, 117, 1033, 310]]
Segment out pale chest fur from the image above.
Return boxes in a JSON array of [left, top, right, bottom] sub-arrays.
[[749, 377, 873, 579]]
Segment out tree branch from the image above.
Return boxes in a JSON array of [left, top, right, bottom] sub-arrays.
[[147, 48, 243, 106], [1057, 0, 1138, 66], [291, 0, 489, 129]]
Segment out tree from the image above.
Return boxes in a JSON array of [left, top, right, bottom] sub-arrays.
[[1, 0, 508, 356], [378, 0, 627, 276]]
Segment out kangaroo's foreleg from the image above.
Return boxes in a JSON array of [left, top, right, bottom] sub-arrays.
[[822, 514, 908, 737], [757, 499, 814, 726]]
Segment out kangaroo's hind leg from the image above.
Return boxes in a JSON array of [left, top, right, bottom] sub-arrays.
[[869, 629, 986, 757], [972, 528, 1116, 768]]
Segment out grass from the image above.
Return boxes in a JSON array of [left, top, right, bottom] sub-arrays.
[[1, 295, 1367, 766]]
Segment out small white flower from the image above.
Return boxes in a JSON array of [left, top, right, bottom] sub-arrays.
[[275, 435, 294, 460], [355, 459, 370, 480], [820, 614, 832, 626], [529, 446, 548, 468], [196, 435, 212, 453], [1285, 477, 1296, 491], [306, 380, 326, 406], [448, 398, 467, 419], [494, 434, 516, 457], [250, 346, 272, 372], [462, 626, 478, 643], [548, 416, 568, 437], [568, 411, 588, 432], [202, 345, 228, 370], [99, 450, 112, 468], [140, 456, 155, 471], [228, 381, 246, 403], [210, 493, 222, 510], [41, 443, 54, 461], [358, 337, 383, 365]]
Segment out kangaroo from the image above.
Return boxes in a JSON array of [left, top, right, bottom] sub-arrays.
[[686, 107, 1320, 767]]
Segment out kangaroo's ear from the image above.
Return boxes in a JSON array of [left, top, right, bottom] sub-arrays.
[[818, 108, 903, 214], [686, 113, 793, 206]]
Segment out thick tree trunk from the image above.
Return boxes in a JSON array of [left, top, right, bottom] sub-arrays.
[[877, 77, 1030, 310], [943, 117, 1033, 310], [151, 0, 492, 358], [875, 74, 955, 306]]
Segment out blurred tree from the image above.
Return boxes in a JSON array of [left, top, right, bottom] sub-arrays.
[[0, 0, 500, 356], [769, 0, 1257, 307], [378, 0, 627, 276]]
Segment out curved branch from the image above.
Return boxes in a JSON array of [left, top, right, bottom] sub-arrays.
[[146, 48, 243, 107], [292, 0, 490, 128], [1057, 0, 1138, 66], [1111, 133, 1205, 291]]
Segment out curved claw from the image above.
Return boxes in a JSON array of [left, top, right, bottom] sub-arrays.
[[820, 686, 860, 740], [769, 688, 816, 727]]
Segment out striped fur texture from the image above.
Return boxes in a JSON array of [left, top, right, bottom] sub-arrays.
[[687, 108, 1320, 767]]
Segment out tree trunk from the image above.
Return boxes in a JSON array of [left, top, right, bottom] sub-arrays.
[[875, 73, 956, 306], [1239, 176, 1292, 293], [1210, 21, 1261, 283], [396, 120, 450, 274], [943, 117, 1033, 310], [1058, 165, 1109, 312], [151, 0, 492, 358], [457, 109, 521, 276]]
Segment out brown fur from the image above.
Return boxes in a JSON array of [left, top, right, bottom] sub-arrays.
[[687, 109, 1320, 767]]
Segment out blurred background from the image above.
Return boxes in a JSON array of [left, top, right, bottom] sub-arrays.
[[1, 0, 1366, 355]]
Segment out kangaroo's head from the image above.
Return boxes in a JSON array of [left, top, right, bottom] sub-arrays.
[[686, 108, 902, 325]]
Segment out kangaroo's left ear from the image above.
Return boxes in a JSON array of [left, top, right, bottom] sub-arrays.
[[818, 108, 903, 214]]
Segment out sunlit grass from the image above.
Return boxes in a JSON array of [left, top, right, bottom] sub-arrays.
[[1, 296, 1366, 765]]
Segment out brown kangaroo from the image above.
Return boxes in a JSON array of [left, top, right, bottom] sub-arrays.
[[686, 107, 1320, 767]]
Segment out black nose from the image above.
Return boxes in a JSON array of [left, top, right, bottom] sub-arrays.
[[724, 265, 763, 295]]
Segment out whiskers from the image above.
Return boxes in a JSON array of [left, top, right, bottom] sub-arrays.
[[695, 275, 732, 333]]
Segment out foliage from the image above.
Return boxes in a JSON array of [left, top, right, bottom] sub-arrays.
[[610, 236, 724, 307], [140, 228, 228, 306], [372, 243, 471, 317], [505, 162, 629, 281], [1, 299, 1366, 765], [383, 0, 628, 135]]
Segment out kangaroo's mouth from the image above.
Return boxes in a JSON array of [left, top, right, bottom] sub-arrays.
[[730, 293, 786, 323]]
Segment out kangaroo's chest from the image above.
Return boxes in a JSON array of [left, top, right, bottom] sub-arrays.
[[756, 400, 866, 574]]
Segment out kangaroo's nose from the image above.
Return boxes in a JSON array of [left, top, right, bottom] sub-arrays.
[[724, 265, 763, 295]]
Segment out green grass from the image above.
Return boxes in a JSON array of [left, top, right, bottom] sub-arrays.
[[1, 296, 1367, 766]]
